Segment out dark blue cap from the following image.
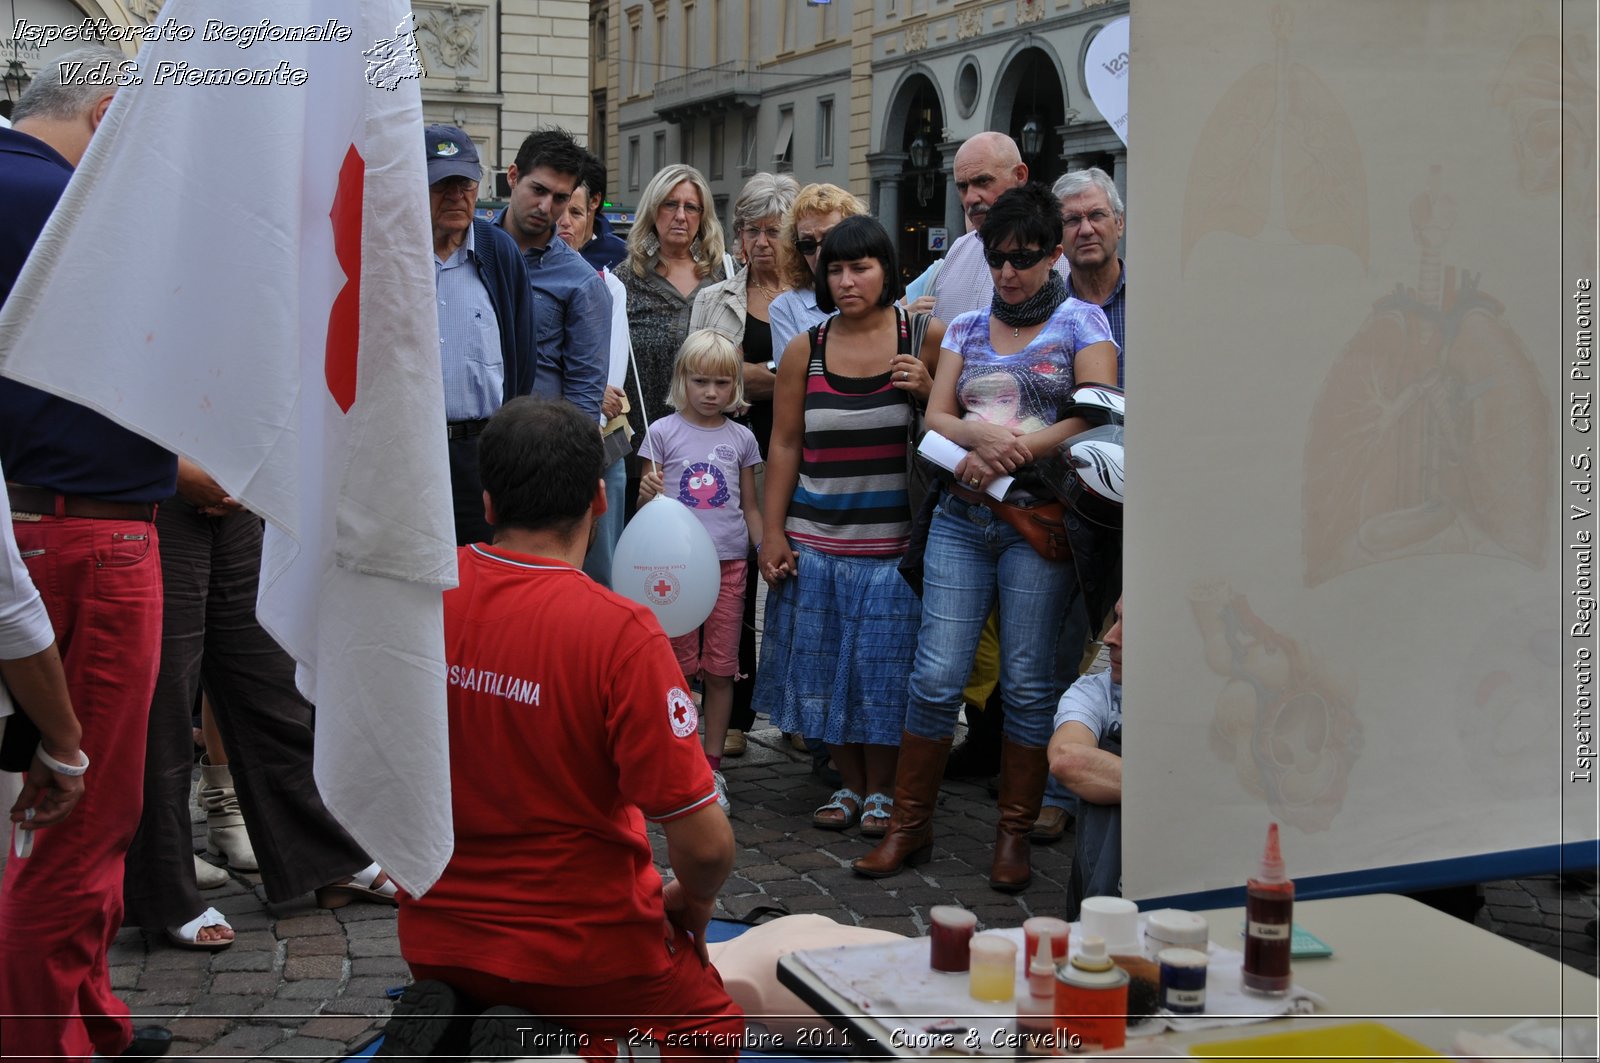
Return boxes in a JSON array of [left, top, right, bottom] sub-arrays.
[[425, 124, 480, 184]]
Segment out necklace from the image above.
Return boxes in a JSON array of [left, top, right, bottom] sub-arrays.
[[749, 281, 781, 297]]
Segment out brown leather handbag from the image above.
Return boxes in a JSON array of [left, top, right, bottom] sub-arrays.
[[990, 497, 1072, 562]]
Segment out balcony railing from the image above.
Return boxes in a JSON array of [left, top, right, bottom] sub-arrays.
[[653, 60, 760, 120]]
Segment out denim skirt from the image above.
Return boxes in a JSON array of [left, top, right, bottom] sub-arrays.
[[752, 546, 920, 746]]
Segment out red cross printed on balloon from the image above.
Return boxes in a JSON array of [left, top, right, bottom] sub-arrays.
[[654, 578, 675, 598]]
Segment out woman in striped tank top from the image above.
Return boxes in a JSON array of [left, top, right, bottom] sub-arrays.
[[752, 217, 945, 837]]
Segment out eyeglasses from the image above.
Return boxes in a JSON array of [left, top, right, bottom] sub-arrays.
[[431, 177, 478, 199], [1063, 209, 1114, 229], [983, 247, 1048, 271], [659, 199, 703, 217], [743, 225, 783, 243]]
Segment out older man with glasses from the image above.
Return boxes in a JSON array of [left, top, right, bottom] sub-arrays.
[[426, 124, 538, 545], [1028, 167, 1129, 845]]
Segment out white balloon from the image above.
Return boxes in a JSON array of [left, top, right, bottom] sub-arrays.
[[611, 497, 721, 637]]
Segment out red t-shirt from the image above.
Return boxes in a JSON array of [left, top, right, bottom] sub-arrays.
[[398, 544, 719, 985]]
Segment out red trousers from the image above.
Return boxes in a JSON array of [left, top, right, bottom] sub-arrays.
[[0, 515, 163, 1062], [411, 926, 745, 1061]]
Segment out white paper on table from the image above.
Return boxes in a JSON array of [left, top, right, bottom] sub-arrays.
[[918, 431, 1013, 500]]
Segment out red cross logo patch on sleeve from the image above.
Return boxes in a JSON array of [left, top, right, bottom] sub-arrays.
[[667, 687, 698, 739]]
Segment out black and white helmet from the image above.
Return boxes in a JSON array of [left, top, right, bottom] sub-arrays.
[[1037, 424, 1125, 529], [1061, 384, 1125, 428]]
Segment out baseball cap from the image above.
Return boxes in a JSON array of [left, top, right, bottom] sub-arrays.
[[425, 124, 481, 185]]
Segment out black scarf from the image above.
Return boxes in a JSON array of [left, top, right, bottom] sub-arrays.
[[991, 270, 1067, 329]]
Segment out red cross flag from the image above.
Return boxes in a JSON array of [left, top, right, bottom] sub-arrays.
[[0, 0, 456, 895]]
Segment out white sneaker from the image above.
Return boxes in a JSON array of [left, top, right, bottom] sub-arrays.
[[712, 770, 731, 813]]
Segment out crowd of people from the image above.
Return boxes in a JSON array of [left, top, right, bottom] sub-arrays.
[[0, 44, 1133, 1061]]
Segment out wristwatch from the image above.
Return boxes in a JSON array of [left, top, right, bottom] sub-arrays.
[[765, 360, 776, 373]]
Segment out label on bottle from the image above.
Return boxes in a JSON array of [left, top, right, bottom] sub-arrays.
[[1165, 987, 1205, 1007], [1247, 920, 1290, 939]]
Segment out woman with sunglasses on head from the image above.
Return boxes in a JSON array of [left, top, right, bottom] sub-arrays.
[[855, 182, 1118, 892], [755, 216, 944, 838], [767, 183, 869, 361], [621, 164, 727, 517]]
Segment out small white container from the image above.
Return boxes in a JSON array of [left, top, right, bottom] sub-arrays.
[[1143, 909, 1209, 960], [1079, 896, 1140, 955]]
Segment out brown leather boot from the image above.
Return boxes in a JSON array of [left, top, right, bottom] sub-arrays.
[[853, 732, 953, 878], [991, 738, 1048, 892]]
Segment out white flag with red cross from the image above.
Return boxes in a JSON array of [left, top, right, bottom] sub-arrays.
[[0, 0, 456, 895]]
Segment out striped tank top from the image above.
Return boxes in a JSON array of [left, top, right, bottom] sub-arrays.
[[784, 313, 914, 556]]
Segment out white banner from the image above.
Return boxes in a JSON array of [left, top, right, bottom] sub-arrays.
[[1084, 15, 1129, 147], [0, 0, 457, 895]]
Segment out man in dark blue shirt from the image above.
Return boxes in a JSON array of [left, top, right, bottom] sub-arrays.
[[496, 128, 609, 422], [0, 45, 175, 1061]]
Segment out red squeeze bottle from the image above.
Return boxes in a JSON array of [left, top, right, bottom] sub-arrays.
[[1241, 822, 1293, 995]]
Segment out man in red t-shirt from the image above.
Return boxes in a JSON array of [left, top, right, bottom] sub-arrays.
[[395, 397, 741, 1059]]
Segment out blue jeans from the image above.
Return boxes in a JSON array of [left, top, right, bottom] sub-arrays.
[[905, 493, 1074, 748], [583, 457, 628, 588]]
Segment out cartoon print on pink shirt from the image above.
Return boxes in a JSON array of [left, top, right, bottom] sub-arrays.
[[678, 462, 731, 509]]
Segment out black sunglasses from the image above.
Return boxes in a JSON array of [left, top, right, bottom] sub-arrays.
[[984, 247, 1049, 271], [793, 236, 822, 255]]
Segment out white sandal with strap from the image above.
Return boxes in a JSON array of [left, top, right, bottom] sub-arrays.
[[315, 862, 398, 909], [166, 906, 234, 951]]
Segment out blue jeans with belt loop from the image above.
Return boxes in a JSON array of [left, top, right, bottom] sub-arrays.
[[904, 492, 1074, 748]]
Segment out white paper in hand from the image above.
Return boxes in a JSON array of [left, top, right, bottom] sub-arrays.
[[918, 431, 1013, 500]]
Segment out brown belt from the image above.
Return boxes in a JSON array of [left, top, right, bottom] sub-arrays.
[[6, 483, 155, 521]]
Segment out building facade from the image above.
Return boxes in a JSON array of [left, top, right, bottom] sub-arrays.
[[2, 0, 592, 181], [599, 0, 1127, 279]]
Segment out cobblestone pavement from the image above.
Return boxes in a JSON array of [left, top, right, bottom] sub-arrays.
[[68, 726, 1597, 1059]]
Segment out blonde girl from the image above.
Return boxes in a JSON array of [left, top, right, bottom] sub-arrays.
[[638, 331, 763, 810]]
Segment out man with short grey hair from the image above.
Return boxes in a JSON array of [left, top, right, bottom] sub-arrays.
[[0, 44, 177, 1060], [1031, 167, 1128, 844], [1054, 167, 1126, 384]]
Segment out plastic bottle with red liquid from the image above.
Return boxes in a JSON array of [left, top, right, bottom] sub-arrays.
[[1241, 822, 1293, 995]]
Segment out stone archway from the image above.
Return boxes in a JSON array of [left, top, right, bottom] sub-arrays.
[[988, 41, 1069, 184], [874, 66, 947, 283]]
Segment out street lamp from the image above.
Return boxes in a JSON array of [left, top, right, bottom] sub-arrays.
[[3, 58, 29, 102], [908, 129, 932, 171], [1019, 115, 1044, 159]]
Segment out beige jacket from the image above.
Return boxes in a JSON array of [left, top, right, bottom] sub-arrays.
[[688, 268, 750, 341]]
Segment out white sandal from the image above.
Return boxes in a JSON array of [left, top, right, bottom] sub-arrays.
[[315, 861, 399, 909], [166, 906, 234, 951]]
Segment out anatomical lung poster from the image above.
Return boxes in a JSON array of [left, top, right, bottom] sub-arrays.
[[1124, 0, 1596, 903]]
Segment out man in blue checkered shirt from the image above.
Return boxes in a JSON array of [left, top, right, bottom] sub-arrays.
[[1031, 167, 1128, 845], [1054, 168, 1126, 387]]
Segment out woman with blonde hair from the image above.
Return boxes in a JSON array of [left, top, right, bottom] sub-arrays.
[[768, 183, 869, 359], [621, 164, 727, 514]]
